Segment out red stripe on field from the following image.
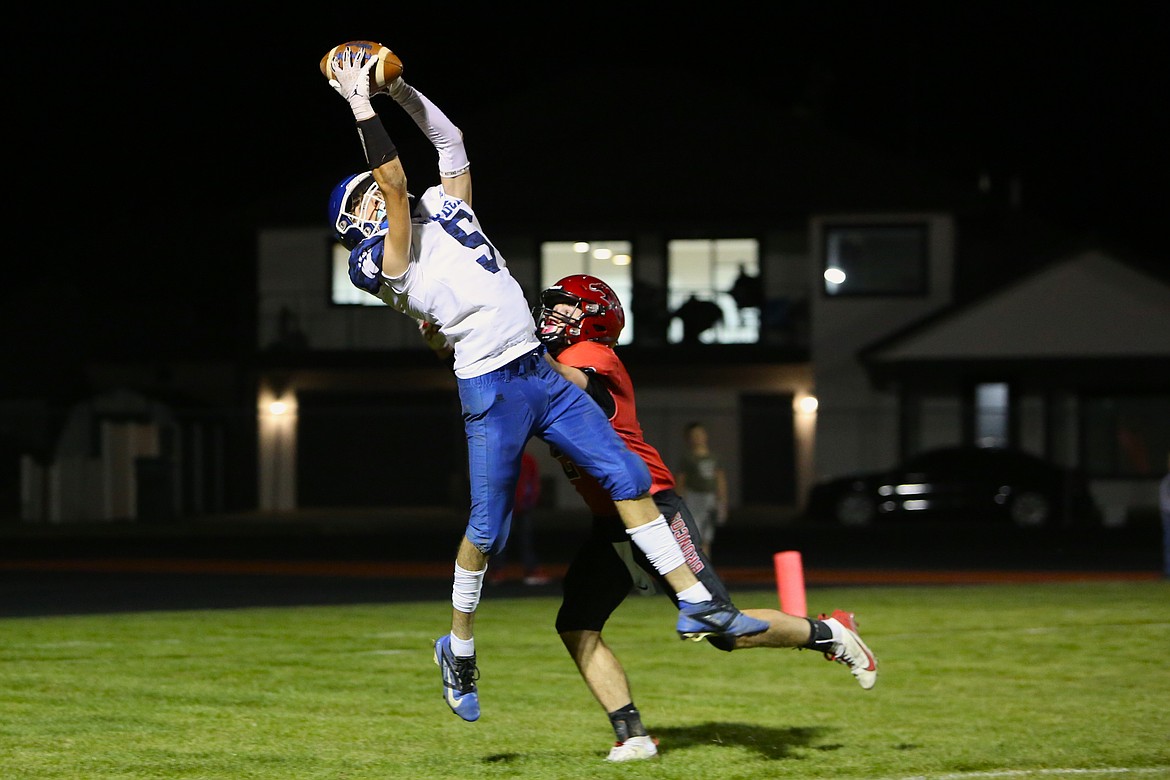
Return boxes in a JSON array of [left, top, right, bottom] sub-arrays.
[[0, 558, 442, 578], [718, 566, 1163, 585], [0, 559, 1161, 585]]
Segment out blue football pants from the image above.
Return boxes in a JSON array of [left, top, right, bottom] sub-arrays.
[[457, 350, 651, 556]]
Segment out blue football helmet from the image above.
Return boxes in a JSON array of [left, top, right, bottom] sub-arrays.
[[329, 172, 386, 250]]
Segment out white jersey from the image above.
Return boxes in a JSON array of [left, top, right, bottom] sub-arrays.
[[373, 186, 541, 378]]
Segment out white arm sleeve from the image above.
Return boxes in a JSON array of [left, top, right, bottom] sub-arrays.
[[387, 78, 470, 178]]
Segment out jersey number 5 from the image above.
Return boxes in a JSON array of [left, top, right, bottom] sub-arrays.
[[438, 208, 501, 273]]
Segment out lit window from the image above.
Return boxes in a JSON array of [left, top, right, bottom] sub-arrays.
[[540, 241, 634, 345], [975, 383, 1010, 448], [667, 238, 760, 344], [332, 244, 382, 306]]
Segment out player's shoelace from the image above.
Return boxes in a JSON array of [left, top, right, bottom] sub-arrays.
[[830, 641, 859, 666], [686, 601, 730, 627], [678, 600, 768, 639], [817, 610, 877, 686], [446, 655, 479, 693]]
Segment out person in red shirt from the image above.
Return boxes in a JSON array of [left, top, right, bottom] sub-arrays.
[[489, 449, 550, 585], [535, 275, 879, 762]]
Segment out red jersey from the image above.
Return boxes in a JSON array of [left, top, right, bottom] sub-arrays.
[[514, 452, 541, 513], [550, 341, 675, 514]]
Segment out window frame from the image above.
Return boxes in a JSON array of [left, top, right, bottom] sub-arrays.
[[664, 236, 763, 345], [820, 222, 930, 298]]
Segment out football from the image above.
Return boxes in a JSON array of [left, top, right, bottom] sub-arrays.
[[319, 41, 403, 91]]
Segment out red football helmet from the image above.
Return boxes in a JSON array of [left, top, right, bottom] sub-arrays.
[[536, 274, 625, 350]]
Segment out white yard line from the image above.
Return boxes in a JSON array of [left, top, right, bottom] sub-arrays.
[[881, 768, 1169, 780]]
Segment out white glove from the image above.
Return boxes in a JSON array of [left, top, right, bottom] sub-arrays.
[[417, 319, 454, 357], [328, 50, 378, 122]]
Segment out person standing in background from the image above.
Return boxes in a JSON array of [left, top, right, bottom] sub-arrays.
[[676, 422, 729, 559], [490, 449, 550, 586]]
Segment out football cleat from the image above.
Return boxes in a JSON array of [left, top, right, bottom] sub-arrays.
[[433, 635, 480, 721], [606, 735, 659, 762], [676, 599, 770, 641], [819, 609, 878, 690]]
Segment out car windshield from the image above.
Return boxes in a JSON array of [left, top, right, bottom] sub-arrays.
[[902, 449, 970, 470], [901, 447, 1048, 474]]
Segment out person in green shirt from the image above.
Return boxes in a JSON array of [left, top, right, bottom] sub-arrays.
[[676, 422, 729, 559]]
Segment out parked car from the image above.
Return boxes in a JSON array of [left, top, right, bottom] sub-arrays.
[[803, 445, 1100, 528]]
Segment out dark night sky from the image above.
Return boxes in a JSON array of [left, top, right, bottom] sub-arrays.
[[9, 5, 1167, 387]]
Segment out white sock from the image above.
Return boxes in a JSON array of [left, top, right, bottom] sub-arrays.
[[450, 633, 475, 657], [677, 582, 714, 605]]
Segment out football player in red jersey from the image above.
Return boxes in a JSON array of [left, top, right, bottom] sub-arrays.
[[535, 275, 879, 762]]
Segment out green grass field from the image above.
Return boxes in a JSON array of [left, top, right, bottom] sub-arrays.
[[3, 581, 1169, 779]]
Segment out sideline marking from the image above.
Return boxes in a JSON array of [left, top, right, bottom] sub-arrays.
[[883, 767, 1168, 779]]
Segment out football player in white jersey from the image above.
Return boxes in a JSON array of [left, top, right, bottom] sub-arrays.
[[325, 49, 769, 723]]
